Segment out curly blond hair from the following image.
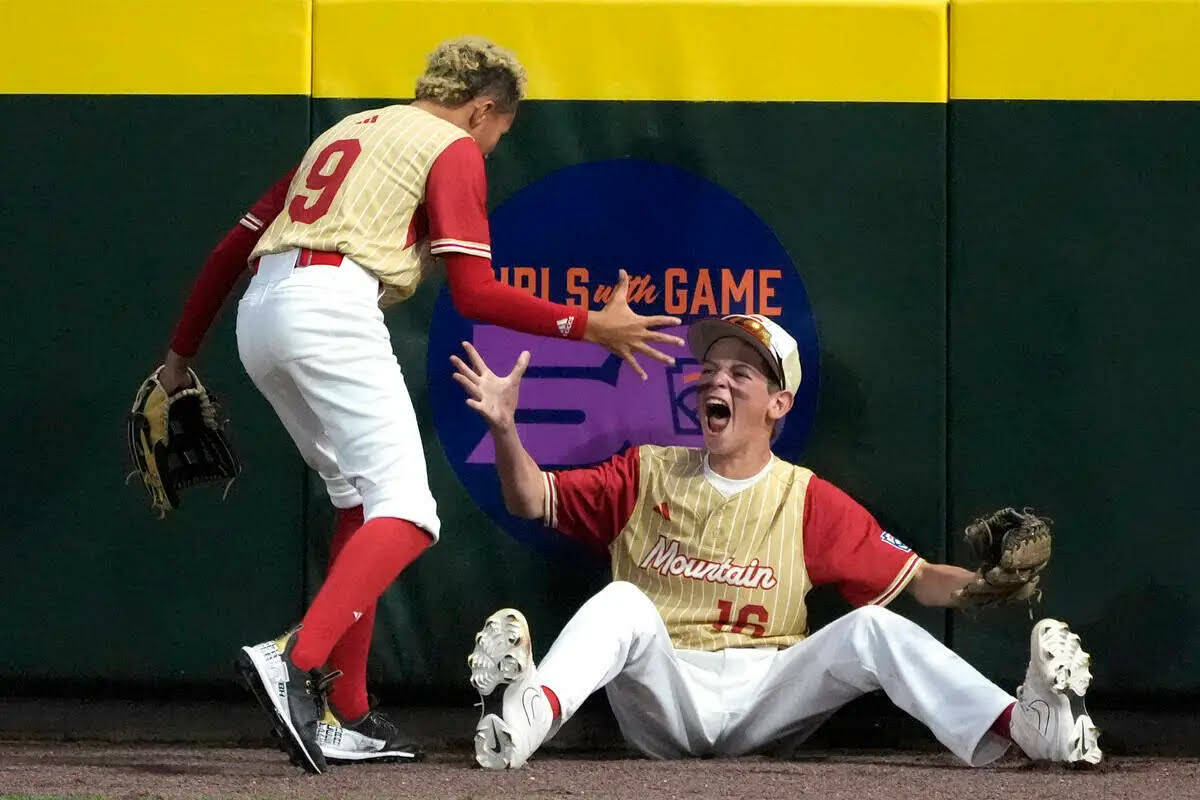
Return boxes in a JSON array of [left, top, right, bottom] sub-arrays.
[[415, 36, 527, 112]]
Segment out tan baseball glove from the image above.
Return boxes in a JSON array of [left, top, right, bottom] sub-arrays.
[[126, 366, 241, 517], [951, 507, 1052, 608]]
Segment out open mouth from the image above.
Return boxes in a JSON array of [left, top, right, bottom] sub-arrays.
[[704, 398, 731, 434]]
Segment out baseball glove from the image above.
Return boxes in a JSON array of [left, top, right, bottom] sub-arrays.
[[126, 366, 241, 517], [951, 507, 1052, 608]]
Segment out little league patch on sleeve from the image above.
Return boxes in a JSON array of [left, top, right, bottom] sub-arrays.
[[881, 532, 912, 552]]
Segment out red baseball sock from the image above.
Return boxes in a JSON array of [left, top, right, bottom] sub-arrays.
[[325, 506, 373, 721], [990, 701, 1015, 741], [542, 685, 562, 721], [329, 506, 365, 562], [291, 516, 432, 672], [327, 604, 375, 721]]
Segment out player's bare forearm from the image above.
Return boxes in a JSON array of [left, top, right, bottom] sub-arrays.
[[490, 422, 545, 519], [906, 562, 976, 607], [449, 342, 544, 518]]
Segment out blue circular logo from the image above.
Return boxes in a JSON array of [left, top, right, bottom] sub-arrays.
[[429, 160, 819, 552]]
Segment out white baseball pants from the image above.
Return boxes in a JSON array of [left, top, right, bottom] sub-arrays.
[[235, 249, 440, 539], [537, 581, 1014, 766]]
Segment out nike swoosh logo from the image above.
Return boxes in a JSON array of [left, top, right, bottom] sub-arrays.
[[522, 687, 541, 726], [1027, 699, 1051, 736], [487, 721, 503, 754]]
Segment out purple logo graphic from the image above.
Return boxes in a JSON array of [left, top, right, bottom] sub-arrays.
[[427, 160, 819, 551], [465, 325, 698, 467]]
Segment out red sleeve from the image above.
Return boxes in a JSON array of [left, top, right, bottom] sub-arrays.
[[169, 168, 295, 357], [542, 447, 641, 554], [443, 253, 587, 339], [427, 139, 588, 340], [802, 477, 923, 607], [425, 138, 492, 259]]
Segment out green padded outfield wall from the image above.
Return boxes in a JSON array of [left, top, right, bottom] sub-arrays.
[[946, 0, 1200, 692], [0, 0, 950, 695], [0, 0, 315, 684], [18, 0, 1197, 699]]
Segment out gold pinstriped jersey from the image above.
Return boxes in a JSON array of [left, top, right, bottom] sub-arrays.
[[611, 446, 814, 651], [251, 104, 473, 306], [542, 444, 924, 653]]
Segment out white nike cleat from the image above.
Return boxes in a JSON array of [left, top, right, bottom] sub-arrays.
[[1009, 618, 1103, 764], [468, 608, 553, 769]]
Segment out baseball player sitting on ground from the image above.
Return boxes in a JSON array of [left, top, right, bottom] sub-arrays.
[[450, 313, 1102, 769], [154, 37, 682, 773]]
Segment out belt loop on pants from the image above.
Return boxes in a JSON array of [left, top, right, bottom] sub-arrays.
[[297, 248, 345, 268]]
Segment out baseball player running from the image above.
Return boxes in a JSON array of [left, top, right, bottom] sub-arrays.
[[451, 313, 1102, 768], [157, 37, 683, 773]]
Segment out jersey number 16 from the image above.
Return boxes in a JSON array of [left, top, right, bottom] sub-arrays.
[[713, 600, 769, 638]]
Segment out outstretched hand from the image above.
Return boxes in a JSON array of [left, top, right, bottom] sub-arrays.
[[585, 269, 686, 380], [450, 341, 530, 432]]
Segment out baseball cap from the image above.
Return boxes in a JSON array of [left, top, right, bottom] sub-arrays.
[[687, 314, 802, 395]]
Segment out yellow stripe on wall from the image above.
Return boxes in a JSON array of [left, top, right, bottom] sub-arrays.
[[314, 0, 948, 102], [951, 0, 1200, 100], [0, 0, 312, 95]]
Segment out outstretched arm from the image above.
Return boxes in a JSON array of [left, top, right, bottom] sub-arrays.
[[906, 563, 976, 607], [447, 263, 686, 380], [451, 342, 641, 556], [427, 140, 684, 380], [450, 341, 544, 518]]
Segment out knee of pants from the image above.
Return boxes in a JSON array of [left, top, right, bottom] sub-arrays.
[[845, 605, 911, 655], [322, 475, 364, 509], [361, 482, 442, 543], [595, 582, 662, 635]]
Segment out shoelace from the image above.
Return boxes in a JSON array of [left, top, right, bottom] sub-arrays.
[[315, 669, 345, 695]]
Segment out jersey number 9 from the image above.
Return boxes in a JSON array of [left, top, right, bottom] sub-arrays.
[[288, 139, 363, 224]]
